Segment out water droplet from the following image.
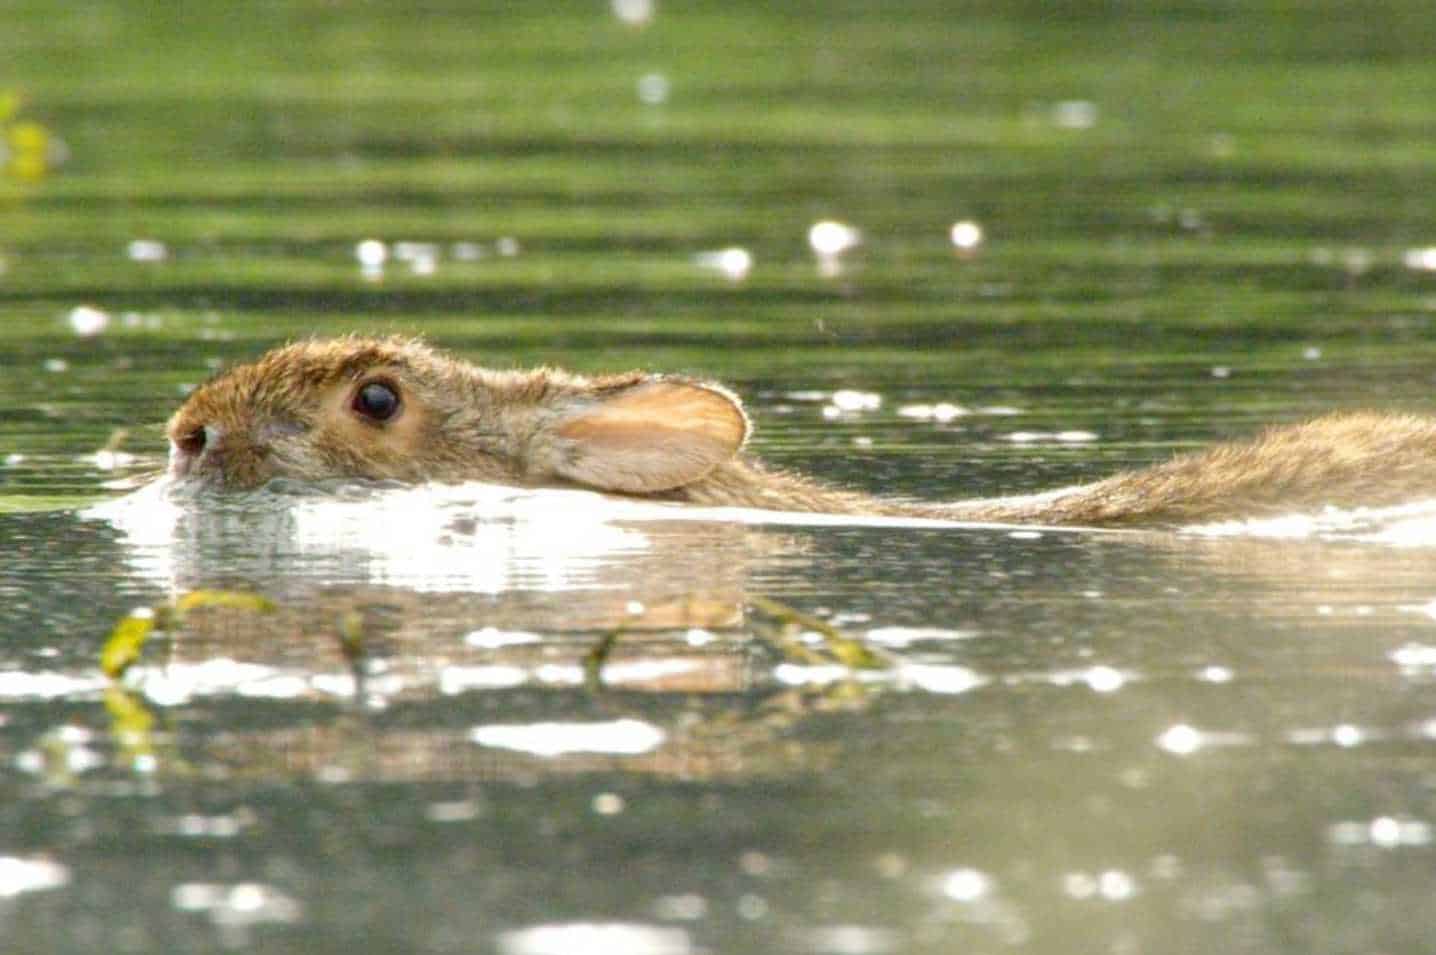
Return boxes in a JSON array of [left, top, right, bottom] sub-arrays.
[[736, 894, 768, 920], [612, 0, 655, 26], [1157, 723, 1202, 755], [694, 247, 752, 281], [1332, 724, 1363, 747], [1052, 100, 1098, 129], [592, 792, 626, 815], [126, 238, 168, 262], [355, 239, 388, 267], [829, 389, 881, 412], [637, 73, 670, 105], [1404, 247, 1436, 271], [941, 867, 991, 901], [1097, 870, 1136, 900], [67, 305, 110, 337], [450, 241, 485, 262], [808, 220, 861, 257], [950, 220, 983, 250], [1085, 666, 1125, 693]]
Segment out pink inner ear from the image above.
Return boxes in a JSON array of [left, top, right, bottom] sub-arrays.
[[551, 380, 748, 492]]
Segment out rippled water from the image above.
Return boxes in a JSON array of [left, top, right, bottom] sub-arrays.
[[6, 1, 1436, 953]]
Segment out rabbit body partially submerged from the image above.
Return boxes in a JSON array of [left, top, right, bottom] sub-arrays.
[[166, 337, 1436, 526]]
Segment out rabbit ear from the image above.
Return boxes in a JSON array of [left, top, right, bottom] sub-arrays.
[[531, 378, 750, 493]]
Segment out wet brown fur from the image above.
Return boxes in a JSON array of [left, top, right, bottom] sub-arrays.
[[167, 337, 1436, 527]]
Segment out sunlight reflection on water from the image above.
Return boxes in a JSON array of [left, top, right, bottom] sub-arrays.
[[0, 856, 71, 899], [499, 922, 691, 955], [469, 718, 666, 757], [83, 476, 985, 596]]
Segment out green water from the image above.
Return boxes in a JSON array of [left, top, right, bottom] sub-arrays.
[[4, 2, 1436, 953]]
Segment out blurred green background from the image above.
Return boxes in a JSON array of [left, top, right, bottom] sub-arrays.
[[6, 0, 1436, 501]]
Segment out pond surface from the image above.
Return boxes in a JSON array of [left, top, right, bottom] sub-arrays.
[[5, 2, 1436, 953]]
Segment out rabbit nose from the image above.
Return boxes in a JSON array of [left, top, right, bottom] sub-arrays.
[[169, 423, 220, 478]]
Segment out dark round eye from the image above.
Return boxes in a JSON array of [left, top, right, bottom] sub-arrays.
[[352, 381, 401, 422], [176, 427, 206, 455]]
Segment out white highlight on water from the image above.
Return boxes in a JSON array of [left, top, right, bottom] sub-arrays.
[[499, 922, 691, 955], [67, 304, 111, 336], [950, 220, 983, 250], [611, 0, 655, 26], [126, 238, 169, 262], [469, 718, 666, 757], [0, 856, 70, 898], [809, 220, 861, 256], [694, 246, 752, 281]]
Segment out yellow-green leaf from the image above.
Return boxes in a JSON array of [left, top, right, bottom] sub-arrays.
[[174, 590, 277, 614], [101, 611, 156, 678]]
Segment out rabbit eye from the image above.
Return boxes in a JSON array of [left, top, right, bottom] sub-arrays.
[[176, 427, 207, 455], [352, 381, 401, 422]]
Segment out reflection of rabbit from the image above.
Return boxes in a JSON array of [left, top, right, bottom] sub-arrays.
[[167, 337, 1436, 526]]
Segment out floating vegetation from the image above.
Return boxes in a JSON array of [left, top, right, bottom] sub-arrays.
[[583, 625, 626, 691], [336, 609, 367, 663], [0, 91, 66, 184], [747, 596, 893, 671], [101, 590, 278, 679], [103, 684, 162, 773], [579, 595, 892, 693]]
